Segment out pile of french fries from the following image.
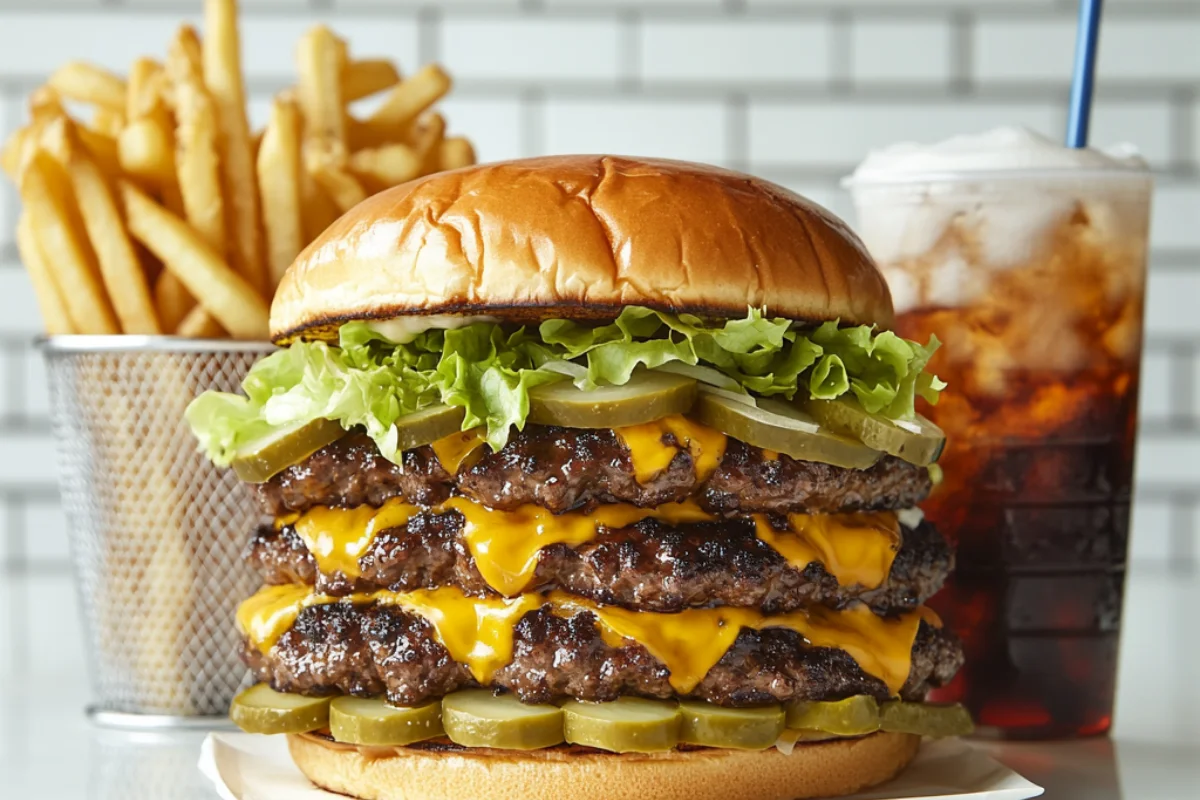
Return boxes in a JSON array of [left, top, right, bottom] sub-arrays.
[[1, 0, 474, 339]]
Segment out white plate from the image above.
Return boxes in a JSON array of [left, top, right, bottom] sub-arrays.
[[199, 733, 1043, 800]]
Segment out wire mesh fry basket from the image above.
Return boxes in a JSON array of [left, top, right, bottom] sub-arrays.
[[41, 336, 274, 725]]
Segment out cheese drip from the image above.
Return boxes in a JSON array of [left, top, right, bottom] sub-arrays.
[[753, 512, 901, 589], [236, 585, 932, 695], [431, 428, 486, 475], [281, 500, 902, 596], [442, 497, 713, 595], [292, 498, 421, 578], [615, 415, 727, 483]]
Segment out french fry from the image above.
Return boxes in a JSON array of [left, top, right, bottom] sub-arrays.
[[155, 271, 195, 332], [121, 181, 268, 339], [15, 213, 74, 335], [118, 117, 176, 185], [28, 86, 66, 125], [203, 0, 267, 297], [48, 61, 126, 112], [2, 127, 33, 179], [168, 27, 225, 253], [257, 97, 303, 289], [93, 107, 126, 138], [76, 125, 121, 177], [299, 165, 340, 244], [20, 151, 119, 334], [437, 136, 476, 172], [175, 304, 226, 338], [343, 58, 400, 103], [349, 142, 421, 191], [366, 63, 450, 130], [296, 25, 348, 148], [63, 125, 160, 334], [411, 111, 446, 172], [308, 145, 366, 213], [127, 58, 167, 121]]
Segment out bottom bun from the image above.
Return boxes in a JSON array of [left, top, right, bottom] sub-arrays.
[[288, 731, 921, 800]]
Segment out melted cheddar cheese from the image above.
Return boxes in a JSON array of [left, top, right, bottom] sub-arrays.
[[443, 497, 713, 596], [237, 584, 931, 695], [431, 428, 486, 475], [281, 500, 902, 597], [753, 512, 901, 590], [292, 498, 421, 578], [615, 415, 727, 483]]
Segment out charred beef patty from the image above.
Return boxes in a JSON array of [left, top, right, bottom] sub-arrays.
[[255, 429, 932, 517], [248, 517, 951, 615], [242, 602, 962, 707]]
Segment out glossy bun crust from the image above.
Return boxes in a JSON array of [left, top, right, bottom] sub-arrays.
[[288, 731, 920, 800], [271, 155, 893, 342]]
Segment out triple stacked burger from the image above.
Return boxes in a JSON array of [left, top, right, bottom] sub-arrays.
[[188, 156, 968, 800]]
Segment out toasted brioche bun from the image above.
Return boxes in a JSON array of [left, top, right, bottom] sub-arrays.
[[288, 731, 919, 800], [272, 155, 893, 343]]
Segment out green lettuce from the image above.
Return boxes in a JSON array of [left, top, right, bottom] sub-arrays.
[[186, 307, 944, 467]]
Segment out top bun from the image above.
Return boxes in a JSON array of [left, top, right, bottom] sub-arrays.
[[271, 155, 893, 343]]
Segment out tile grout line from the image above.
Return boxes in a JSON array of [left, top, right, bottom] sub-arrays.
[[618, 8, 642, 93], [1168, 494, 1197, 571], [829, 9, 852, 94], [725, 92, 748, 172], [519, 87, 545, 159], [1168, 86, 1196, 172], [417, 3, 441, 66], [948, 8, 972, 96]]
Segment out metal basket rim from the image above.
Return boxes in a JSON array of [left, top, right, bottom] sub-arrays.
[[38, 335, 277, 354]]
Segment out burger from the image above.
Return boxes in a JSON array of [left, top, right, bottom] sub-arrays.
[[187, 155, 968, 800]]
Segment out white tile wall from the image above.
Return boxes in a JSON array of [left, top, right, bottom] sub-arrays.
[[544, 98, 728, 163], [640, 20, 831, 85], [849, 19, 952, 84], [0, 0, 1195, 603], [748, 100, 1063, 168]]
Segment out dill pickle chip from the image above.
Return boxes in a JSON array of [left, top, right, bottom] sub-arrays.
[[562, 697, 681, 753], [527, 371, 697, 428], [879, 701, 974, 738], [441, 690, 564, 750], [391, 405, 467, 452], [230, 418, 346, 483], [678, 701, 784, 750], [230, 683, 331, 734], [695, 392, 882, 469], [330, 697, 443, 746], [785, 696, 880, 736], [801, 396, 945, 466]]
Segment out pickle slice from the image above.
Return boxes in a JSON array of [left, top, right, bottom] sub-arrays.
[[441, 690, 564, 750], [562, 697, 681, 753], [801, 396, 945, 466], [785, 696, 880, 736], [230, 418, 346, 483], [230, 683, 331, 735], [527, 372, 697, 428], [879, 701, 974, 738], [392, 405, 467, 452], [695, 392, 882, 469], [330, 697, 443, 746], [678, 701, 784, 750]]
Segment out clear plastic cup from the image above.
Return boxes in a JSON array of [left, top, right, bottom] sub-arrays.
[[847, 166, 1153, 739]]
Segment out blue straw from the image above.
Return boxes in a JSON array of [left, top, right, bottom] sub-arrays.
[[1066, 0, 1104, 147]]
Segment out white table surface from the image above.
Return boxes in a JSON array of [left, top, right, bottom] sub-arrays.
[[2, 563, 1198, 799]]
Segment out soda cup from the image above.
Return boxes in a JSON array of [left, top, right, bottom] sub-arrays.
[[846, 127, 1153, 739]]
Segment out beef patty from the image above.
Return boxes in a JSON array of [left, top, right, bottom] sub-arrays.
[[255, 429, 932, 517], [242, 602, 962, 708], [248, 516, 951, 615]]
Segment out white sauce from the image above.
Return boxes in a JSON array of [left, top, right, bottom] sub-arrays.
[[368, 315, 499, 344]]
